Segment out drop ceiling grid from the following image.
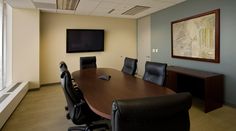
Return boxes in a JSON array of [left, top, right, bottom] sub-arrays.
[[92, 1, 120, 15], [76, 0, 100, 14], [7, 0, 187, 19], [88, 0, 144, 17], [33, 2, 56, 9], [7, 0, 35, 8], [129, 0, 186, 18], [32, 0, 56, 4], [56, 10, 72, 14]]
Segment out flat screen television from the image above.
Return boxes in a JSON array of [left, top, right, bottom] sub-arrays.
[[66, 29, 104, 53]]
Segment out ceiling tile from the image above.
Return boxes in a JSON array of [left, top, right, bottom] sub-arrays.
[[32, 0, 56, 4], [97, 1, 118, 8], [56, 9, 76, 14], [102, 0, 125, 2], [76, 0, 100, 10], [41, 8, 57, 13], [33, 2, 56, 9], [7, 0, 35, 9], [7, 0, 187, 19]]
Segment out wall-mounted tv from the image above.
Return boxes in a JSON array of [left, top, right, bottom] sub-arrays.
[[66, 29, 104, 53]]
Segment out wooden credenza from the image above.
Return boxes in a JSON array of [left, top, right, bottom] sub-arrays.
[[166, 66, 224, 113]]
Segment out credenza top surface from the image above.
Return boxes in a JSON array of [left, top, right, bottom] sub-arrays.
[[167, 66, 223, 78]]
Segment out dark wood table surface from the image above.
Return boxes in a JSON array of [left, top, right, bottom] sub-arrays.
[[72, 68, 175, 119]]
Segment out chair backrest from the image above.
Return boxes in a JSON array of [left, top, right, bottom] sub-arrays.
[[80, 56, 97, 70], [60, 70, 95, 125], [112, 92, 192, 131], [143, 61, 167, 86], [59, 61, 68, 72], [121, 57, 138, 76]]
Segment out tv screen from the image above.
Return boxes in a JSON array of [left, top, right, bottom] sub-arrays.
[[66, 29, 104, 53]]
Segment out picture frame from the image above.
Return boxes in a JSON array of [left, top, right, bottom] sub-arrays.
[[171, 9, 220, 63]]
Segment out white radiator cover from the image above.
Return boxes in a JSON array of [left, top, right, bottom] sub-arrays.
[[0, 82, 29, 129]]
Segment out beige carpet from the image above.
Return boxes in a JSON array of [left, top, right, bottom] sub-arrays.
[[1, 85, 236, 131]]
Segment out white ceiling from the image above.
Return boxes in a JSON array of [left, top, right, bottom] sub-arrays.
[[6, 0, 186, 19]]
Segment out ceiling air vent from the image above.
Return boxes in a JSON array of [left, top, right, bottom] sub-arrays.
[[122, 5, 150, 15], [57, 0, 80, 10], [108, 9, 115, 14]]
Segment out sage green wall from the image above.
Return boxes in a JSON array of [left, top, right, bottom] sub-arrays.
[[151, 0, 236, 105]]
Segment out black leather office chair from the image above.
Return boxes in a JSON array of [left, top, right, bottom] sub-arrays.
[[59, 61, 68, 72], [60, 69, 109, 131], [143, 61, 167, 86], [80, 56, 97, 70], [59, 61, 70, 111], [121, 57, 138, 76], [112, 92, 192, 131]]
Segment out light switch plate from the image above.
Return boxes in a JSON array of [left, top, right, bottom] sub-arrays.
[[152, 49, 155, 52]]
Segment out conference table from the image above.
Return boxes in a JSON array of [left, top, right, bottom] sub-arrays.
[[72, 68, 175, 119]]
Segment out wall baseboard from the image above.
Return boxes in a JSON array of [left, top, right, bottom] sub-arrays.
[[0, 82, 29, 129], [40, 82, 60, 87]]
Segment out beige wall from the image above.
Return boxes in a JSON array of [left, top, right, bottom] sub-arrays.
[[12, 8, 40, 89], [40, 13, 137, 84], [137, 16, 151, 77]]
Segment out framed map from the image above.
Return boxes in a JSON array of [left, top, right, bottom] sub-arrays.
[[171, 9, 220, 63]]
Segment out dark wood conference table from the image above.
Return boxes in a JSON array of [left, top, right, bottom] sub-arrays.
[[72, 68, 175, 119]]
